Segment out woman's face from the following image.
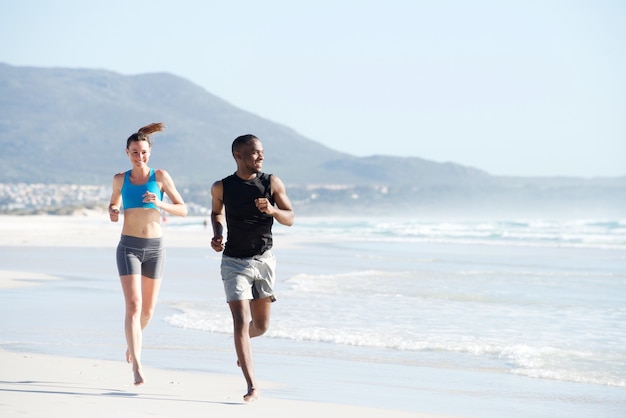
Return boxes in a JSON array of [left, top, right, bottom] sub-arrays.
[[126, 140, 151, 168]]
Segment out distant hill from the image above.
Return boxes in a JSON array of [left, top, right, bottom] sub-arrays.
[[0, 62, 489, 187], [1, 62, 624, 217]]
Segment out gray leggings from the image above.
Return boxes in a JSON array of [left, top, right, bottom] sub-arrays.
[[116, 235, 165, 279]]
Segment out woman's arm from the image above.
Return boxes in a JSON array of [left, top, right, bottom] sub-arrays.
[[108, 173, 124, 222], [156, 169, 188, 217]]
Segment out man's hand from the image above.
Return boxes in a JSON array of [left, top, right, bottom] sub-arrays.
[[211, 235, 225, 252], [255, 198, 273, 215]]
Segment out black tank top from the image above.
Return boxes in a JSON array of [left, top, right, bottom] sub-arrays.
[[222, 172, 274, 258]]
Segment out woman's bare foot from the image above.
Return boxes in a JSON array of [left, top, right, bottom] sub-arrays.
[[243, 387, 259, 402], [133, 366, 144, 386], [126, 348, 132, 364]]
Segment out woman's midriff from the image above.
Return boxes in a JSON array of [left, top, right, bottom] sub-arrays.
[[121, 208, 164, 238]]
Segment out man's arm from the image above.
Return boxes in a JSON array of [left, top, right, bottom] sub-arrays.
[[256, 175, 294, 226], [210, 180, 226, 252]]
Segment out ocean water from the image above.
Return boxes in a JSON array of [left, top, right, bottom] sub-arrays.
[[164, 217, 626, 416], [168, 217, 626, 386], [1, 216, 625, 417]]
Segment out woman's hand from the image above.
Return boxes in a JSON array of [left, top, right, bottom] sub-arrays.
[[142, 192, 161, 207], [109, 205, 120, 222]]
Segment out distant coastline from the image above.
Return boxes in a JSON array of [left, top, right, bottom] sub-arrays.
[[2, 180, 625, 219]]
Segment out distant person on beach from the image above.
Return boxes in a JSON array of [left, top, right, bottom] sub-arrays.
[[210, 134, 294, 402], [108, 122, 187, 386]]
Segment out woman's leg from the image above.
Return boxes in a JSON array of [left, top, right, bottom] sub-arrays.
[[120, 273, 144, 385], [117, 236, 164, 385], [140, 275, 162, 330], [119, 274, 162, 386]]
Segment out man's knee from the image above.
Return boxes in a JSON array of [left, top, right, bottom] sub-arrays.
[[229, 303, 250, 330], [252, 317, 270, 335]]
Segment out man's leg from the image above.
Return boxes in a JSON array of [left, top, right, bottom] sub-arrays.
[[229, 299, 260, 401], [249, 296, 272, 337]]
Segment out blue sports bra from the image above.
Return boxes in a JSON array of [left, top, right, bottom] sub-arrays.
[[121, 168, 163, 211]]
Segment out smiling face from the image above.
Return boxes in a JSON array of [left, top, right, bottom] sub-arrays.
[[126, 140, 151, 169], [235, 138, 264, 176]]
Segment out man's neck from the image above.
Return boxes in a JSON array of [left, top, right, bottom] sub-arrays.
[[235, 170, 258, 181]]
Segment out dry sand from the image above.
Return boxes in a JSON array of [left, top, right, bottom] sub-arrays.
[[0, 350, 461, 418]]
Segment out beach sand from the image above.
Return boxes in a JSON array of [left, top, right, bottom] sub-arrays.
[[1, 350, 458, 418], [0, 215, 464, 418]]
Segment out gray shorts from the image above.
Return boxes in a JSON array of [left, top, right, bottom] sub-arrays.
[[221, 251, 276, 303], [116, 235, 165, 279]]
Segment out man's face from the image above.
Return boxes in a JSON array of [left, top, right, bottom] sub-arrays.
[[237, 139, 264, 173]]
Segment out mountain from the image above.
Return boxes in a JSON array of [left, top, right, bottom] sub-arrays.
[[0, 62, 494, 186], [1, 63, 624, 217]]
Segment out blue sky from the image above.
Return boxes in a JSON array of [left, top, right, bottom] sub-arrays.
[[1, 0, 624, 177]]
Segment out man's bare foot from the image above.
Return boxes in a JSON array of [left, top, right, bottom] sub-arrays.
[[243, 387, 259, 402], [133, 366, 144, 386]]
